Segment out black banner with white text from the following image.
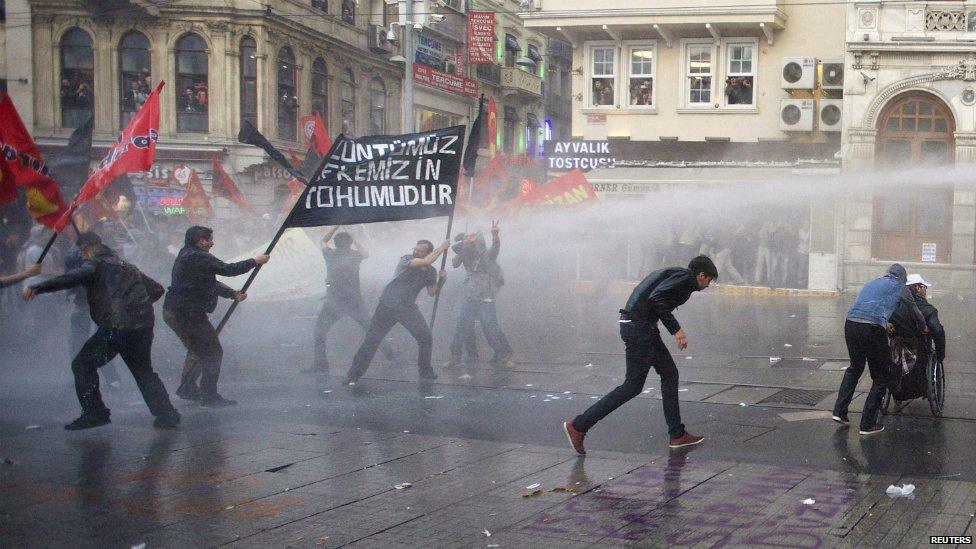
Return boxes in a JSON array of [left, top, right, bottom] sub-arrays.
[[284, 126, 465, 228]]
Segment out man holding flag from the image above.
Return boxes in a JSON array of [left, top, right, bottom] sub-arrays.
[[163, 226, 269, 406], [346, 239, 449, 385]]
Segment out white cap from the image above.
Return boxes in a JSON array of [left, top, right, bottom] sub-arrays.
[[906, 274, 931, 287]]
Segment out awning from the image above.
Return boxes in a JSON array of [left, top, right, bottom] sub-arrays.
[[526, 113, 539, 127], [505, 34, 521, 53], [527, 44, 542, 63], [504, 106, 518, 122]]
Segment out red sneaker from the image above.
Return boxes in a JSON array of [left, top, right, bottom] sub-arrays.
[[563, 421, 586, 455], [668, 432, 704, 449]]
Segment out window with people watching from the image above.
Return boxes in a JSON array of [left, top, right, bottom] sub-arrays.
[[341, 0, 355, 24], [175, 33, 209, 133], [118, 31, 150, 128], [627, 45, 654, 108], [724, 42, 755, 106], [589, 45, 615, 107], [240, 37, 258, 128], [277, 47, 298, 141], [59, 28, 94, 128]]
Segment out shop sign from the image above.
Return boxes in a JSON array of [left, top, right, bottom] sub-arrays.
[[586, 114, 607, 125], [132, 185, 188, 216], [467, 12, 496, 65], [544, 141, 616, 171], [415, 34, 445, 71], [413, 64, 478, 98]]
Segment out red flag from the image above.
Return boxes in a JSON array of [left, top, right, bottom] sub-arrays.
[[0, 93, 68, 227], [300, 112, 331, 155], [57, 81, 163, 231], [181, 166, 213, 222], [210, 157, 254, 213], [516, 169, 597, 207]]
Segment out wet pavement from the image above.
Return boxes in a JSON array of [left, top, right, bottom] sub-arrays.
[[3, 291, 976, 547]]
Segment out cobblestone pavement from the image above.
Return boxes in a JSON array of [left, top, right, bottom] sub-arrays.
[[3, 293, 976, 547]]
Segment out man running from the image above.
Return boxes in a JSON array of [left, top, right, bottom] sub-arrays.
[[563, 255, 718, 454]]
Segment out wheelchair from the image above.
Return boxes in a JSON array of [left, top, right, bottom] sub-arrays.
[[882, 334, 945, 417]]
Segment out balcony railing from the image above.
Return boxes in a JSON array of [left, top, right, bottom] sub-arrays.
[[926, 6, 967, 31], [474, 63, 501, 85], [501, 67, 542, 97]]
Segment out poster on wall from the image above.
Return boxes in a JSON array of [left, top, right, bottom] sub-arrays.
[[467, 12, 496, 65], [922, 242, 937, 263]]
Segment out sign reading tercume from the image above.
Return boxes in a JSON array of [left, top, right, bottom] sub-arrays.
[[544, 141, 617, 171], [284, 125, 466, 228]]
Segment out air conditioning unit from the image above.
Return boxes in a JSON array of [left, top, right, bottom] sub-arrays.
[[781, 57, 817, 90], [819, 99, 843, 132], [368, 25, 393, 54], [780, 99, 814, 132], [820, 59, 844, 90]]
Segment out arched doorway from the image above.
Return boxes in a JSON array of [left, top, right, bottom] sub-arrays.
[[873, 92, 955, 263]]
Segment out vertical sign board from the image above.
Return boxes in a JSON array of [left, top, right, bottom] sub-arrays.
[[467, 12, 496, 65]]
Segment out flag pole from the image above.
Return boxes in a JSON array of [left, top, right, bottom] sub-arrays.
[[428, 208, 455, 330], [214, 220, 290, 334]]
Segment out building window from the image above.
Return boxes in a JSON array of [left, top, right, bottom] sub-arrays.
[[311, 58, 328, 122], [504, 34, 520, 68], [589, 45, 615, 107], [59, 28, 94, 128], [312, 0, 327, 11], [503, 106, 517, 154], [240, 37, 258, 128], [686, 43, 713, 106], [526, 113, 539, 157], [627, 44, 654, 107], [340, 68, 356, 136], [175, 33, 208, 133], [277, 47, 298, 140], [341, 0, 355, 24], [369, 77, 386, 135], [725, 42, 755, 106], [118, 31, 150, 128]]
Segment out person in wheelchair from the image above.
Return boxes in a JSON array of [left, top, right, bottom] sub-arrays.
[[907, 274, 946, 368], [887, 274, 938, 401]]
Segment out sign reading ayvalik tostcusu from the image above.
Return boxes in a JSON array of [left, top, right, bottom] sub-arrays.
[[284, 125, 466, 228]]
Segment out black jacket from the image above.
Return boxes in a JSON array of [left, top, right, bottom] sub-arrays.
[[621, 267, 699, 334], [32, 250, 163, 329], [890, 286, 926, 339], [163, 246, 256, 314], [914, 293, 946, 361]]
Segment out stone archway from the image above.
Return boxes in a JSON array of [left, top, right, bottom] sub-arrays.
[[872, 91, 955, 263]]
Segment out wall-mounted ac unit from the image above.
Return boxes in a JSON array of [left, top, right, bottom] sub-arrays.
[[820, 60, 844, 91], [780, 99, 814, 131], [781, 57, 817, 90], [819, 99, 843, 132], [368, 25, 393, 54]]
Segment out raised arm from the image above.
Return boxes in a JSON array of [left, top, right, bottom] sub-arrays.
[[321, 226, 341, 249], [352, 237, 369, 259], [408, 240, 450, 268], [25, 262, 96, 298], [487, 220, 501, 262]]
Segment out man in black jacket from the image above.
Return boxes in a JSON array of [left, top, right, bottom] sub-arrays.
[[23, 233, 180, 430], [563, 255, 718, 454], [163, 226, 269, 406]]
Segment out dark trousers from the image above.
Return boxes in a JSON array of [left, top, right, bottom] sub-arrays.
[[449, 299, 512, 360], [314, 296, 395, 370], [833, 320, 894, 430], [573, 322, 684, 438], [72, 326, 175, 417], [70, 304, 120, 385], [349, 303, 432, 380], [163, 309, 223, 397]]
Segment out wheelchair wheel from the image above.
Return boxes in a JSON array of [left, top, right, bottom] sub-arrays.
[[927, 358, 945, 417]]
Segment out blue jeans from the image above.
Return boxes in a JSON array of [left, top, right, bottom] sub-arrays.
[[450, 299, 512, 360]]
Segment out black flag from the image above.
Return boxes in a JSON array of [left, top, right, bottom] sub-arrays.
[[284, 126, 466, 228], [238, 120, 308, 183], [47, 114, 93, 197], [462, 94, 485, 178]]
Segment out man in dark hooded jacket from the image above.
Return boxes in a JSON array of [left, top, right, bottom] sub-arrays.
[[23, 233, 180, 430], [563, 255, 718, 455], [163, 226, 269, 406], [832, 264, 923, 435]]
